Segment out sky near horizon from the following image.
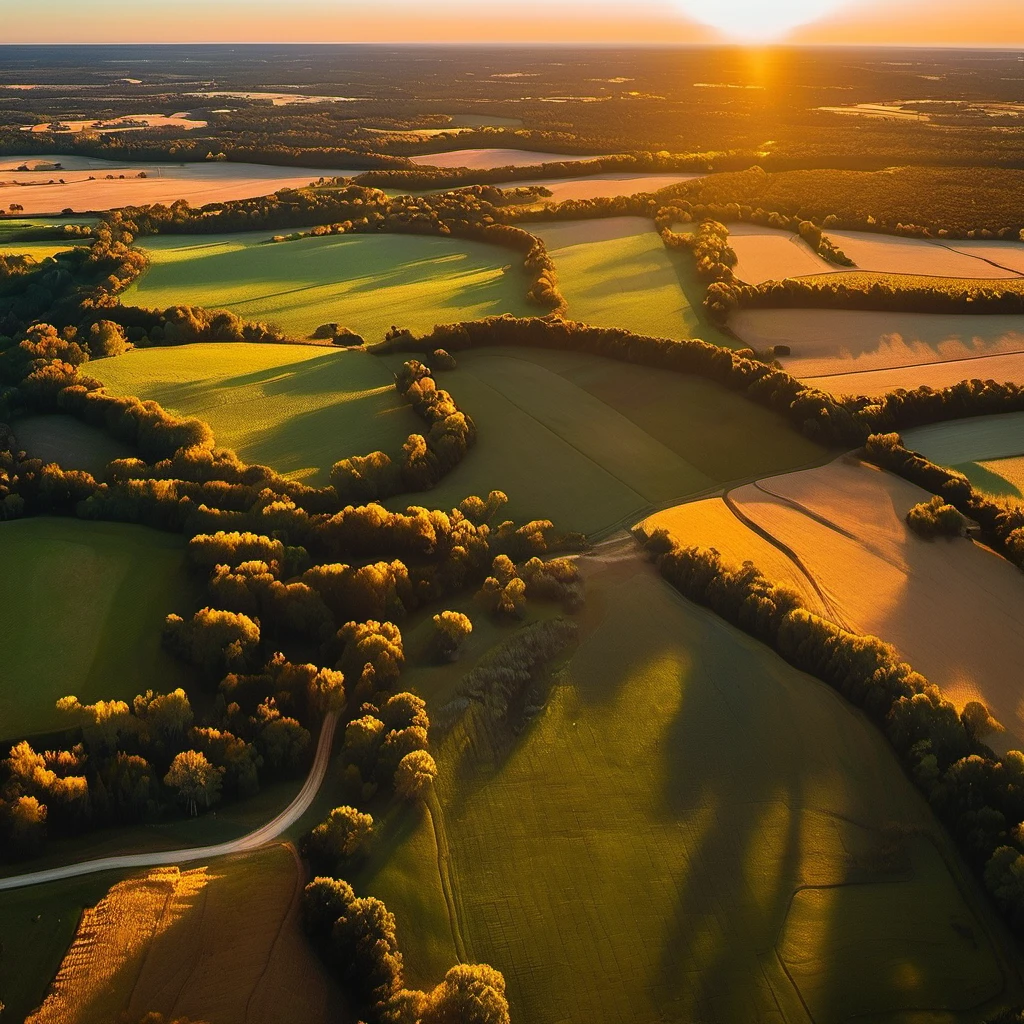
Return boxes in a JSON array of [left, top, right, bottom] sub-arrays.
[[5, 0, 1024, 45]]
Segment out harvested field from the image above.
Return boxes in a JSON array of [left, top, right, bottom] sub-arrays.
[[399, 346, 825, 534], [724, 456, 1024, 751], [29, 845, 346, 1024], [374, 543, 1020, 1024], [124, 230, 535, 342], [0, 154, 355, 214], [22, 113, 207, 134], [731, 308, 1024, 378], [532, 216, 735, 344], [728, 222, 833, 284], [949, 240, 1024, 276], [0, 517, 192, 741], [805, 351, 1024, 398], [824, 230, 1024, 280], [408, 148, 614, 169], [0, 873, 119, 1024], [638, 498, 828, 614], [90, 343, 422, 484], [501, 172, 700, 201], [12, 414, 135, 476]]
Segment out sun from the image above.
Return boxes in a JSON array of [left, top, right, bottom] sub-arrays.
[[675, 0, 853, 42]]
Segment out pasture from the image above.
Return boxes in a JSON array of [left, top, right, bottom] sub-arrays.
[[407, 148, 614, 169], [28, 845, 346, 1024], [903, 413, 1024, 500], [90, 342, 422, 484], [0, 517, 192, 741], [903, 412, 1024, 466], [731, 308, 1024, 381], [531, 216, 735, 344], [124, 230, 536, 342], [393, 346, 825, 535], [0, 154, 354, 214], [369, 545, 1019, 1024], [12, 414, 135, 475], [0, 239, 84, 259]]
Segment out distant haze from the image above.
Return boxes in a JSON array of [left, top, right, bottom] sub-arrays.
[[5, 0, 1024, 45]]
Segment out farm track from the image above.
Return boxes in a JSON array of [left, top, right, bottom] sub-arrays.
[[0, 713, 338, 892], [721, 489, 851, 629]]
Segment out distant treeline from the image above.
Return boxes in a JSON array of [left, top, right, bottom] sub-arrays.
[[662, 165, 1024, 238]]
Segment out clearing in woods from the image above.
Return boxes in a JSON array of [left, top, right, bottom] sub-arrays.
[[12, 414, 136, 477], [122, 230, 537, 342], [88, 342, 423, 485], [27, 845, 347, 1024], [0, 517, 193, 741], [357, 544, 1021, 1024]]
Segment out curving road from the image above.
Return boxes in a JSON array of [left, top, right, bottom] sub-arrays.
[[0, 712, 338, 892]]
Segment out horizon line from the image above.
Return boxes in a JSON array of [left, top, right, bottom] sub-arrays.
[[3, 40, 1024, 49]]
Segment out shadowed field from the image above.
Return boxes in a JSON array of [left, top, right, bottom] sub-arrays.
[[0, 517, 193, 741]]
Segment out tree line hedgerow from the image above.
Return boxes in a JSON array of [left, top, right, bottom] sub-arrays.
[[646, 534, 1024, 940]]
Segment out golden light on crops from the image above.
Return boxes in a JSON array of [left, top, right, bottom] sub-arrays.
[[673, 0, 853, 41]]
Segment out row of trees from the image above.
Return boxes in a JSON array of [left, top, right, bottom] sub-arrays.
[[863, 433, 1024, 570], [647, 533, 1024, 939], [0, 671, 318, 856], [732, 275, 1024, 316], [302, 873, 510, 1024], [331, 358, 478, 505], [378, 315, 1024, 448]]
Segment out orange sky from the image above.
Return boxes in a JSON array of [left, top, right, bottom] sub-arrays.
[[6, 0, 1024, 45]]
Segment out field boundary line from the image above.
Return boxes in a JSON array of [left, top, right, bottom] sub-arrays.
[[425, 790, 468, 963]]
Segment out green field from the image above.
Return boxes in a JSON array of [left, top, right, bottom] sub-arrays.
[[392, 346, 825, 534], [12, 414, 135, 476], [0, 871, 120, 1024], [122, 231, 537, 342], [0, 517, 193, 741], [0, 215, 97, 242], [902, 412, 1024, 500], [89, 342, 422, 484], [0, 239, 84, 259], [532, 217, 736, 345], [355, 548, 1020, 1024]]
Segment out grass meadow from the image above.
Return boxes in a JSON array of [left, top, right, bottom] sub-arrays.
[[0, 517, 193, 741], [356, 548, 1021, 1024], [90, 343, 422, 484], [0, 240, 85, 259], [123, 231, 537, 342], [532, 216, 736, 345], [393, 347, 825, 534]]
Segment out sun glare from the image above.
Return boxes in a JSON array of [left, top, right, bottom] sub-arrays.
[[674, 0, 853, 41]]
